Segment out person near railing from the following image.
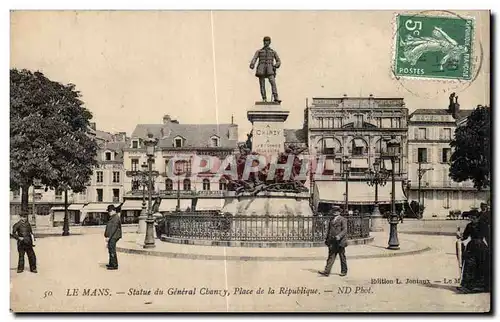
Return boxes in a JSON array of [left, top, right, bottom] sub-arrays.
[[319, 206, 348, 277]]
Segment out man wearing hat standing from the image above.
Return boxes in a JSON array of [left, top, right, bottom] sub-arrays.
[[319, 206, 348, 277], [11, 212, 37, 273], [249, 36, 281, 103], [104, 205, 122, 270]]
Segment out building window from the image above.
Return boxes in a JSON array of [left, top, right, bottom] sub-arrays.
[[443, 128, 452, 140], [202, 179, 210, 191], [442, 148, 452, 163], [219, 178, 227, 191], [131, 159, 139, 171], [324, 147, 335, 155], [174, 138, 183, 148], [183, 179, 191, 191], [165, 179, 173, 191], [96, 189, 103, 202], [132, 179, 140, 191], [211, 137, 219, 147], [132, 140, 138, 149], [112, 189, 120, 202], [418, 128, 427, 140], [392, 118, 400, 128], [351, 139, 365, 156], [105, 152, 112, 161], [96, 171, 103, 183], [418, 148, 428, 163], [112, 171, 120, 183]]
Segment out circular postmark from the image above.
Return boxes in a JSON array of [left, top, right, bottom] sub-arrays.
[[390, 10, 484, 99]]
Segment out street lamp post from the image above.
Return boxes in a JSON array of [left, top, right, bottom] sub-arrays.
[[32, 178, 42, 228], [366, 159, 389, 232], [342, 156, 352, 215], [138, 162, 148, 233], [126, 162, 150, 233], [382, 138, 402, 250], [143, 133, 159, 249], [176, 169, 181, 213], [417, 161, 433, 218]]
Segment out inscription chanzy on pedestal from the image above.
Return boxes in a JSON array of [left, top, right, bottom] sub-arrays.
[[247, 102, 289, 155]]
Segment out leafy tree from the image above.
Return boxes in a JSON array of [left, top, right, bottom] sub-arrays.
[[450, 105, 490, 190], [10, 69, 98, 212]]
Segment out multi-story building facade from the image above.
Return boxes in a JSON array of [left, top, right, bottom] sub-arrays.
[[121, 115, 238, 219], [306, 95, 409, 214], [80, 131, 128, 225], [407, 101, 488, 218]]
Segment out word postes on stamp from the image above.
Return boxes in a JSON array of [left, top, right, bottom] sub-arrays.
[[394, 14, 474, 80]]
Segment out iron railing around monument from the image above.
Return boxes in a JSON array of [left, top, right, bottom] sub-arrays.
[[161, 215, 370, 242]]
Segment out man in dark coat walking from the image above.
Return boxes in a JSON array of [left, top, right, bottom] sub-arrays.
[[319, 206, 348, 277], [104, 205, 122, 270], [11, 212, 37, 273], [249, 36, 281, 103]]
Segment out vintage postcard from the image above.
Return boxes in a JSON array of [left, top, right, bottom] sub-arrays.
[[9, 10, 491, 313]]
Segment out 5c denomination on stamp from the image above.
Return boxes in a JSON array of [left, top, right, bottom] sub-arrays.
[[394, 13, 474, 80]]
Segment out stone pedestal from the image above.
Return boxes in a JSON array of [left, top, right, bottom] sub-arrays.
[[370, 214, 385, 232], [137, 206, 147, 233], [247, 102, 289, 155]]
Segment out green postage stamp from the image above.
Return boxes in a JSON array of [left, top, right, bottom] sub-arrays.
[[394, 14, 474, 80]]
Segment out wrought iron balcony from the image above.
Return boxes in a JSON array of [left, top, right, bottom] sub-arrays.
[[197, 190, 225, 197], [158, 190, 197, 197]]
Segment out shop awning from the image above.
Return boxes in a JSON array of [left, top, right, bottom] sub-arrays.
[[50, 206, 65, 212], [377, 184, 406, 204], [324, 138, 335, 148], [121, 199, 145, 211], [195, 199, 224, 211], [314, 181, 406, 206], [351, 158, 368, 169], [82, 203, 117, 213], [383, 159, 393, 170], [325, 159, 335, 170], [68, 204, 85, 211], [353, 139, 365, 148], [158, 199, 192, 212]]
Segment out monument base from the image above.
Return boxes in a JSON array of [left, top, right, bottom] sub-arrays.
[[370, 215, 385, 232], [137, 215, 147, 234], [247, 102, 290, 155]]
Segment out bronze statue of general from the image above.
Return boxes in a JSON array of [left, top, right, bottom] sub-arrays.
[[250, 36, 281, 103]]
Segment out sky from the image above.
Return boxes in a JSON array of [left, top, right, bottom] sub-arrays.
[[10, 10, 490, 140]]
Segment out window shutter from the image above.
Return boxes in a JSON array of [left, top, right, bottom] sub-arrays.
[[413, 128, 419, 140], [439, 128, 444, 140], [412, 148, 417, 163], [427, 147, 432, 163]]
